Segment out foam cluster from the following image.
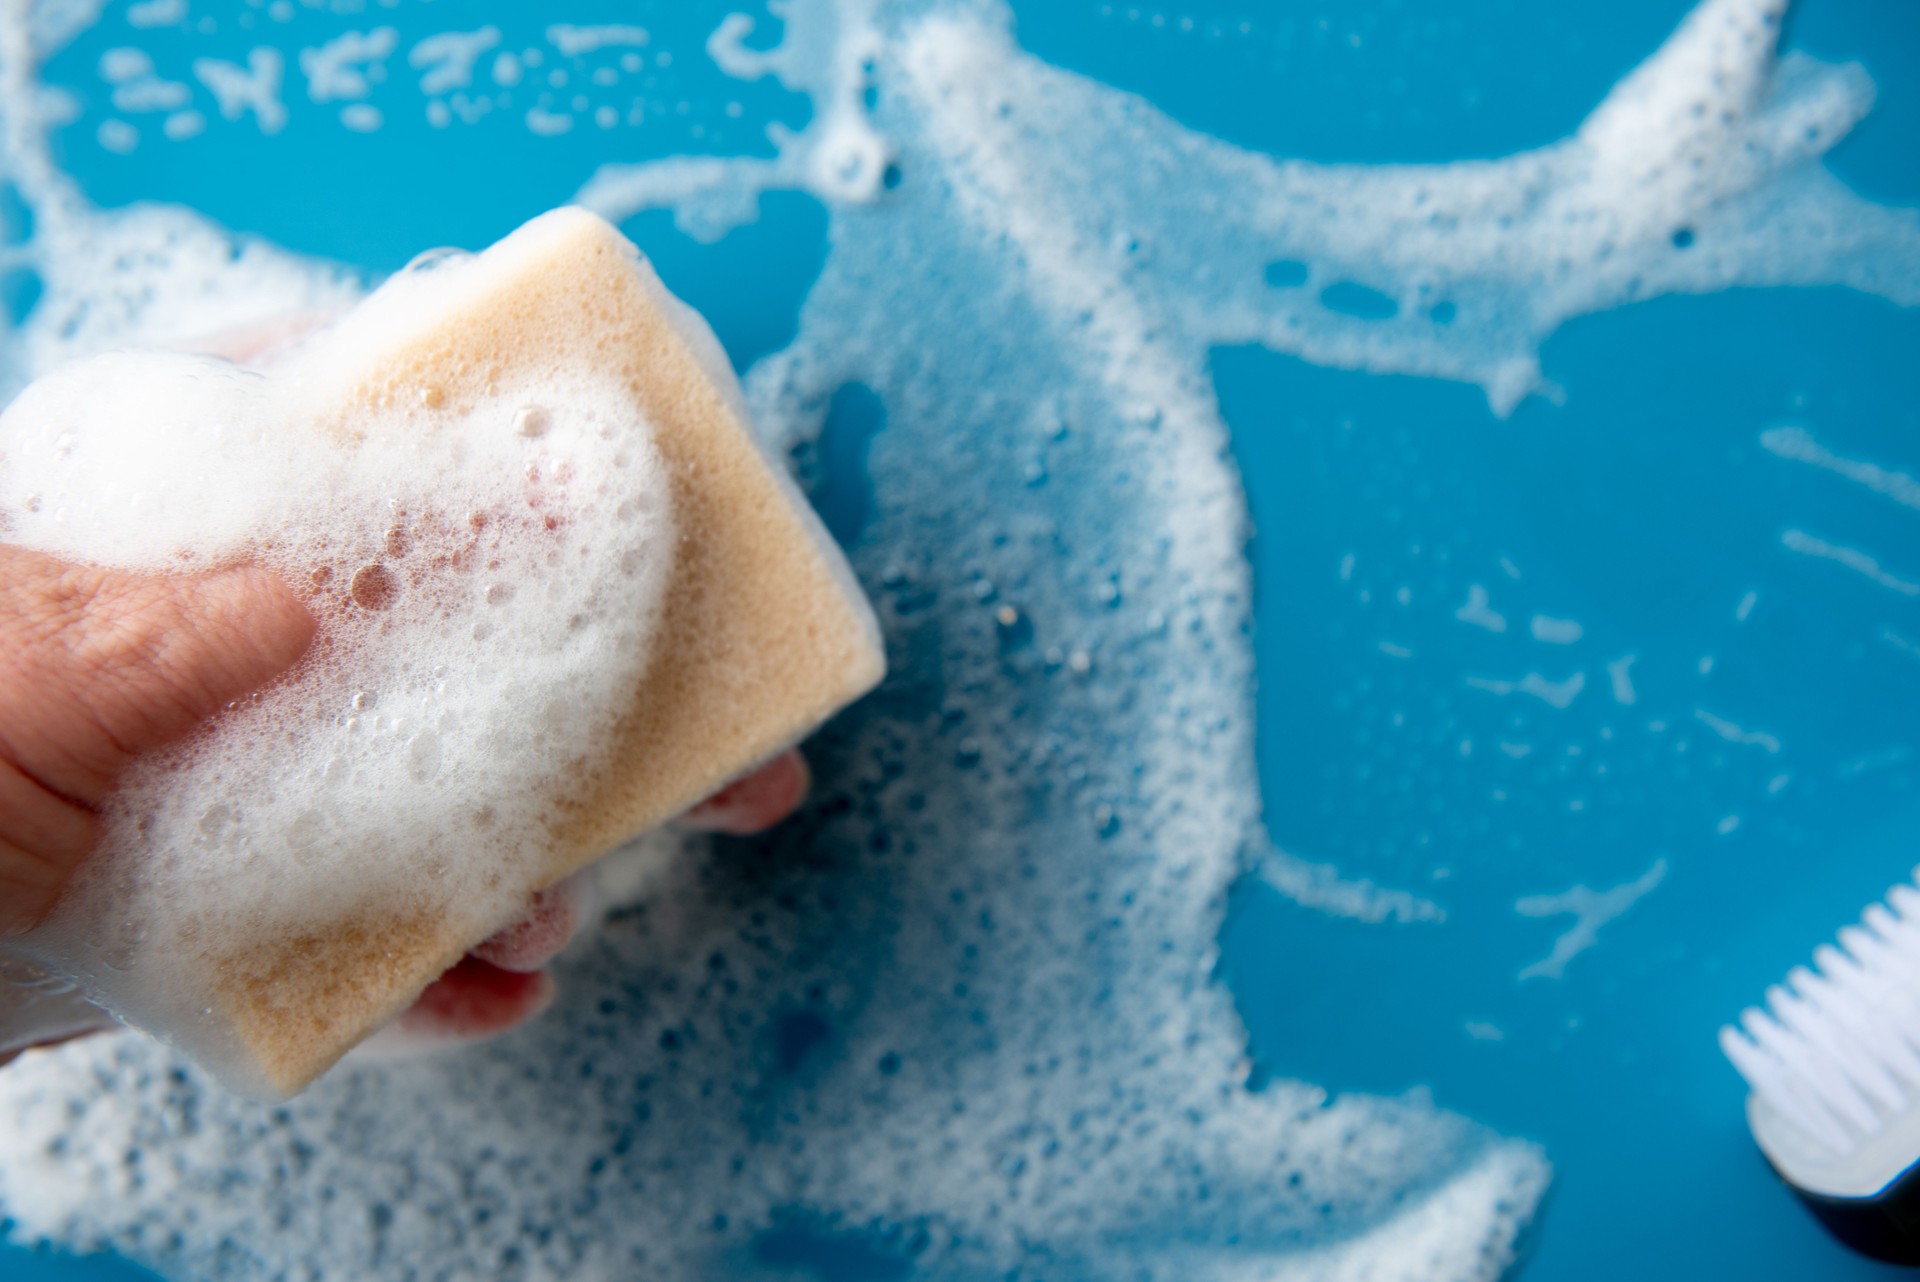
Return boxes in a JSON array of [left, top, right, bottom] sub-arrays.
[[0, 249, 675, 1096], [4, 0, 1914, 1277]]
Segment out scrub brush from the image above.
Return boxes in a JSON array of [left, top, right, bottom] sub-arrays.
[[1720, 866, 1920, 1264]]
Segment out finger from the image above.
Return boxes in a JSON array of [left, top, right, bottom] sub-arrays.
[[677, 749, 811, 835], [0, 1024, 109, 1069], [470, 879, 585, 974], [0, 759, 100, 935], [0, 546, 316, 807], [391, 956, 555, 1043]]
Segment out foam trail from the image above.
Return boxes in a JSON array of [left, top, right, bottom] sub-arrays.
[[1516, 860, 1670, 982], [0, 9, 359, 394], [1465, 671, 1588, 710], [1781, 529, 1920, 596], [585, 0, 1920, 415], [1455, 585, 1508, 633], [1760, 424, 1920, 511], [6, 0, 1917, 1275], [1694, 710, 1784, 754], [1262, 849, 1448, 926]]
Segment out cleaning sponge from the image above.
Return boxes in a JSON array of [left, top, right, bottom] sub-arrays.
[[0, 208, 885, 1098]]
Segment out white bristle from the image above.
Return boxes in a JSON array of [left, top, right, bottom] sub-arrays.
[[1809, 944, 1920, 1089], [1721, 1022, 1846, 1147], [1722, 865, 1920, 1159], [1782, 966, 1907, 1114]]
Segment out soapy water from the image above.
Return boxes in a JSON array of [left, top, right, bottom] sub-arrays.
[[0, 0, 1914, 1277]]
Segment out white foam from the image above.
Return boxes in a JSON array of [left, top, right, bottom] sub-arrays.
[[1465, 670, 1588, 710], [192, 48, 286, 134], [6, 0, 1916, 1275], [1694, 709, 1783, 753], [1262, 848, 1448, 926], [546, 23, 650, 57], [1761, 423, 1920, 512], [1515, 860, 1669, 981], [1781, 528, 1920, 596], [1455, 583, 1507, 633], [298, 27, 395, 104], [0, 234, 677, 1093], [1529, 615, 1584, 645], [408, 27, 500, 97], [1606, 654, 1639, 705], [125, 0, 184, 30], [585, 0, 1920, 413]]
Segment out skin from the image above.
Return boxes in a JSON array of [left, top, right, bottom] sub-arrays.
[[0, 543, 809, 1064]]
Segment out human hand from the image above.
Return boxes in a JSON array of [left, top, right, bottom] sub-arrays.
[[381, 748, 811, 1045], [0, 542, 317, 1064], [0, 544, 317, 935], [0, 541, 815, 1062]]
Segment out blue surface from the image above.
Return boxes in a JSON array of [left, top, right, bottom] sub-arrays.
[[5, 0, 1918, 1278]]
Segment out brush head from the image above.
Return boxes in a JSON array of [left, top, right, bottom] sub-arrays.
[[1721, 868, 1920, 1264]]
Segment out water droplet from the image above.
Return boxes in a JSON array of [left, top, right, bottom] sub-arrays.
[[351, 690, 375, 712], [407, 732, 442, 783], [285, 810, 326, 856], [402, 246, 466, 275], [419, 385, 446, 409], [515, 405, 549, 438], [197, 803, 231, 837], [484, 582, 513, 606], [350, 564, 395, 610]]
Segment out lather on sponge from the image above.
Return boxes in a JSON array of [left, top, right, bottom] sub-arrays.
[[0, 208, 885, 1098]]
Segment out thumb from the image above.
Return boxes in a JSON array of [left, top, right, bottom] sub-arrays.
[[0, 544, 315, 933]]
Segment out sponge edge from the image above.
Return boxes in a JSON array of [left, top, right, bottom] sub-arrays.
[[14, 208, 886, 1098]]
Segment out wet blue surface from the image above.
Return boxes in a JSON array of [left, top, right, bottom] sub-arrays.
[[6, 0, 1919, 1277]]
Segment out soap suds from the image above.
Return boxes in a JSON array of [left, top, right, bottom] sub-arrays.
[[1262, 849, 1448, 926], [1606, 654, 1639, 705], [408, 26, 500, 97], [0, 247, 678, 1095], [1693, 709, 1783, 754], [1465, 671, 1587, 710], [192, 47, 286, 134], [1529, 615, 1584, 645], [1760, 423, 1920, 512], [586, 0, 1920, 414], [1515, 859, 1670, 982], [547, 24, 651, 57], [1455, 584, 1507, 633], [1780, 528, 1920, 596], [2, 0, 1915, 1276], [298, 27, 395, 104]]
